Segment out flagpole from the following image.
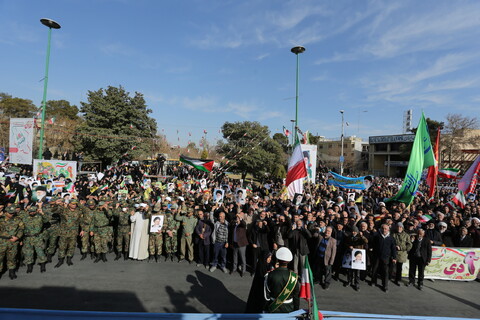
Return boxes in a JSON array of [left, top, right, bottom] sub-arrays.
[[291, 46, 305, 144]]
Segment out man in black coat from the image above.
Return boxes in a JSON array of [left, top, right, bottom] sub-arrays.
[[287, 219, 312, 274], [370, 224, 397, 292], [407, 228, 432, 290]]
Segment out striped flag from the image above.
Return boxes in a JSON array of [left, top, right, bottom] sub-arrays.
[[438, 168, 460, 179], [300, 256, 321, 320], [286, 144, 307, 200], [283, 126, 291, 137], [180, 155, 214, 172], [453, 155, 480, 208], [453, 190, 466, 209]]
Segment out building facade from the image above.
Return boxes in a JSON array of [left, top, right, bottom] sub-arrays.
[[368, 134, 414, 177]]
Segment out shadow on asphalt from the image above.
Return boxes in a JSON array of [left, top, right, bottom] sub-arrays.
[[427, 286, 480, 311], [163, 270, 246, 313], [0, 286, 147, 312]]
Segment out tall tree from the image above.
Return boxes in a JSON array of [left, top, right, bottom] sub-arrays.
[[0, 95, 37, 118], [217, 121, 284, 179], [442, 113, 479, 167], [46, 100, 80, 121], [76, 86, 157, 164]]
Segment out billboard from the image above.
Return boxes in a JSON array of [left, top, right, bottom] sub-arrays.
[[33, 160, 78, 180], [9, 118, 34, 165]]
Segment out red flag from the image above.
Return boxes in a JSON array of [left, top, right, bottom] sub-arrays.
[[426, 128, 440, 199], [283, 126, 291, 137], [286, 144, 307, 199]]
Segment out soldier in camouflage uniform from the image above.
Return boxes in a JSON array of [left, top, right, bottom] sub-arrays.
[[100, 195, 115, 252], [112, 201, 133, 260], [53, 199, 83, 268], [90, 201, 112, 263], [148, 203, 166, 262], [175, 207, 198, 263], [164, 204, 180, 261], [80, 200, 96, 260], [43, 197, 63, 263], [20, 205, 49, 273], [0, 206, 24, 279]]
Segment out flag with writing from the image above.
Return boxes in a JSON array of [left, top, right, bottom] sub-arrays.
[[453, 155, 480, 208], [388, 113, 435, 205]]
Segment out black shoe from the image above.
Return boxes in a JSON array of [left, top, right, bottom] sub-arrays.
[[165, 254, 170, 262], [54, 258, 64, 268], [155, 255, 159, 263], [8, 269, 16, 280], [324, 284, 330, 290], [123, 253, 128, 260], [90, 253, 95, 260], [80, 253, 88, 261], [115, 253, 122, 261], [369, 281, 375, 287], [393, 280, 400, 287], [343, 282, 349, 287], [171, 255, 175, 262], [418, 284, 423, 291], [47, 254, 52, 263], [383, 286, 389, 293], [66, 257, 73, 266], [149, 255, 155, 262], [354, 285, 360, 291], [102, 253, 107, 262], [27, 264, 33, 273], [178, 259, 184, 263], [94, 255, 102, 263], [40, 263, 46, 273]]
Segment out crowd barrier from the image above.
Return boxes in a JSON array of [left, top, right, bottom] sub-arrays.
[[401, 247, 480, 281], [0, 309, 478, 320]]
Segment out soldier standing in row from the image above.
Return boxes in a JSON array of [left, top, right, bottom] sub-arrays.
[[81, 200, 95, 260], [90, 201, 112, 263], [54, 199, 83, 268], [113, 201, 132, 260], [175, 207, 197, 263], [0, 206, 24, 279], [148, 203, 166, 262], [21, 205, 49, 273], [164, 205, 179, 261], [43, 197, 62, 263]]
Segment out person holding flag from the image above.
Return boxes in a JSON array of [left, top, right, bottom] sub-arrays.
[[263, 247, 300, 313]]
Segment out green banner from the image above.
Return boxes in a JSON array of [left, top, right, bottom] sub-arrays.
[[388, 113, 435, 204]]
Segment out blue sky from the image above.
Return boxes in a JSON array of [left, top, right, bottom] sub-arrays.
[[2, 0, 480, 147]]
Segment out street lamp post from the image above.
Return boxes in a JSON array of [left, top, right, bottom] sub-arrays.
[[290, 119, 295, 146], [340, 110, 345, 175], [291, 46, 305, 144], [38, 18, 61, 159]]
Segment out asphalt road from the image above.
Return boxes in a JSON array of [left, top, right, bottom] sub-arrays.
[[0, 251, 478, 318]]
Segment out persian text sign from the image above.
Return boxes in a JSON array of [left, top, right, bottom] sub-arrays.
[[33, 160, 78, 180], [402, 247, 480, 281], [9, 118, 34, 165]]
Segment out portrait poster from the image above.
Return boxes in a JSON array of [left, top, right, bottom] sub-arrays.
[[9, 118, 34, 165], [167, 183, 175, 193], [213, 189, 224, 203], [351, 249, 366, 270], [293, 193, 303, 206], [235, 188, 246, 205], [150, 215, 164, 233], [301, 144, 317, 183]]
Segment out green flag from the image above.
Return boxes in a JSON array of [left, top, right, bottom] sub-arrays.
[[388, 113, 435, 204]]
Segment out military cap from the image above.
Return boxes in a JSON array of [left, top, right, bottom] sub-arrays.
[[87, 199, 96, 206], [5, 207, 17, 214], [99, 201, 106, 206], [70, 199, 79, 204], [28, 206, 38, 212]]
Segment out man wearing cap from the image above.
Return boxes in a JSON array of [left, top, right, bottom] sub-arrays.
[[392, 222, 412, 286], [20, 205, 49, 273], [113, 201, 133, 260], [80, 199, 96, 260], [425, 220, 443, 246], [90, 201, 113, 263], [175, 207, 198, 263], [264, 247, 300, 313], [43, 197, 63, 263], [0, 206, 24, 279], [54, 198, 83, 267], [164, 204, 180, 261]]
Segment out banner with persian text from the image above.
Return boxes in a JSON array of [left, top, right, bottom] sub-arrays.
[[402, 246, 480, 281], [33, 160, 78, 180], [9, 118, 34, 165]]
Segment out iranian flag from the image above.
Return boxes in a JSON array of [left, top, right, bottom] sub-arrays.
[[180, 155, 214, 172], [453, 155, 480, 209], [286, 144, 307, 200], [283, 126, 291, 137], [438, 168, 460, 179], [300, 256, 322, 320]]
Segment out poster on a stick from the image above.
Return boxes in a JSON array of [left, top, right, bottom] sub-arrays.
[[9, 118, 34, 165]]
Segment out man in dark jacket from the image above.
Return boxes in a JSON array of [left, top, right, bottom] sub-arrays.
[[425, 220, 443, 246], [230, 213, 248, 276], [370, 224, 397, 292], [407, 228, 432, 290], [249, 218, 270, 275], [194, 210, 212, 269], [288, 219, 312, 274]]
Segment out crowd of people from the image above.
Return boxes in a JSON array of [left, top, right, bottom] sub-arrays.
[[0, 160, 479, 308]]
